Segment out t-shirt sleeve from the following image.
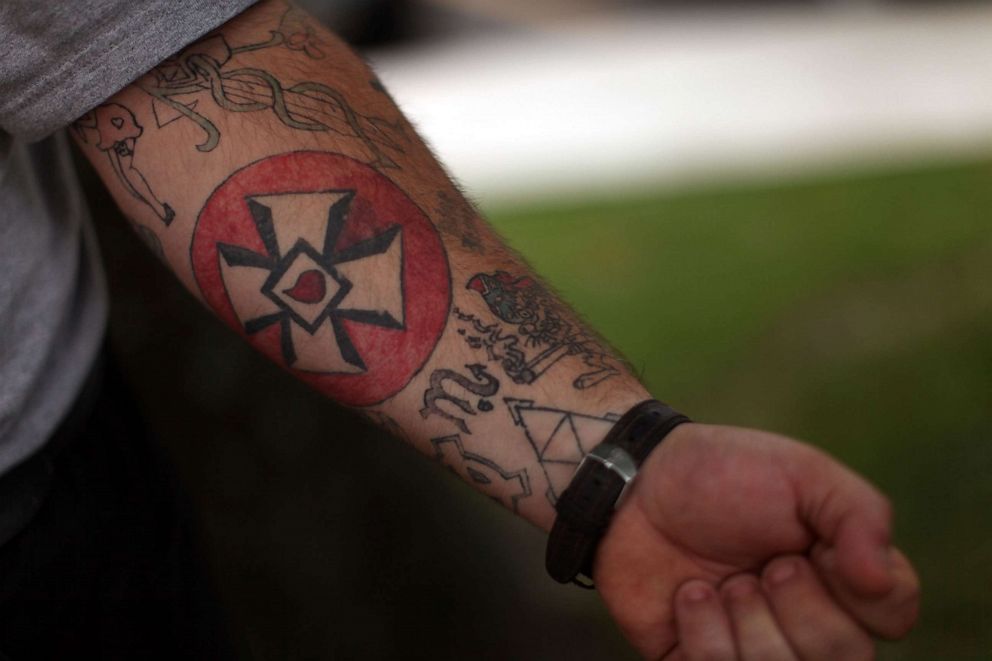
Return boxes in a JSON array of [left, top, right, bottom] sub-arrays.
[[0, 0, 259, 142]]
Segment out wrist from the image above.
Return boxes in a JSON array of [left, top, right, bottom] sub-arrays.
[[545, 399, 691, 586]]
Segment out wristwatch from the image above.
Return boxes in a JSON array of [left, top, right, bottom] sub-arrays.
[[545, 399, 691, 587]]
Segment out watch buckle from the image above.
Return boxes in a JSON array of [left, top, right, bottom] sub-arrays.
[[576, 442, 638, 509]]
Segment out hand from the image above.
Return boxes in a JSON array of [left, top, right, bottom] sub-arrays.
[[592, 423, 920, 659], [668, 551, 917, 660]]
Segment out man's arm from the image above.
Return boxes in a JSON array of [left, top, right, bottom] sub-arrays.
[[72, 0, 648, 532], [71, 1, 918, 658]]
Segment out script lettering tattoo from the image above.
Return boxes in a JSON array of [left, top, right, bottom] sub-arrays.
[[435, 190, 484, 254], [505, 398, 620, 505], [193, 151, 450, 407], [420, 364, 500, 433], [460, 272, 620, 389], [73, 105, 175, 226], [432, 435, 531, 513], [140, 10, 406, 166], [454, 306, 534, 383]]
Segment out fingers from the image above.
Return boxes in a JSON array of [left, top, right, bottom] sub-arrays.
[[674, 577, 800, 661], [762, 555, 875, 661], [720, 576, 796, 661], [788, 447, 895, 596], [673, 580, 736, 661], [675, 556, 895, 661], [786, 444, 920, 639], [812, 544, 921, 640]]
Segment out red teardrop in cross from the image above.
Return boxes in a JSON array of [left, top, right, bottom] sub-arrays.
[[283, 269, 326, 304]]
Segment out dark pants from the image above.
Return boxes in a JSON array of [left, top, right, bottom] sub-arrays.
[[0, 351, 235, 660]]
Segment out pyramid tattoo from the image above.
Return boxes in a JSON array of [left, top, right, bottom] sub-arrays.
[[504, 398, 620, 505]]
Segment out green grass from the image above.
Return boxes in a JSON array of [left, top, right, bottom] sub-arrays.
[[485, 160, 992, 661]]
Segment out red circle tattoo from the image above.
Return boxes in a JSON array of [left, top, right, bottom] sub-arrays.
[[192, 151, 450, 406]]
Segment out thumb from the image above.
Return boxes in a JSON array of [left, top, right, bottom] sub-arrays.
[[788, 447, 894, 596]]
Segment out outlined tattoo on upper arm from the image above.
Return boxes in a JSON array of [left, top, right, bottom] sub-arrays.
[[504, 398, 620, 505], [139, 10, 406, 166], [456, 271, 621, 389], [192, 150, 451, 406], [231, 5, 328, 60], [73, 105, 175, 226]]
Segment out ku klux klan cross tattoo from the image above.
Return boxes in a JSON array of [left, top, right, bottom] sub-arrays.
[[217, 191, 404, 374], [192, 151, 450, 406]]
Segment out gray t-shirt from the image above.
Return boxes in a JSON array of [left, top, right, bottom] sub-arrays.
[[0, 0, 257, 541]]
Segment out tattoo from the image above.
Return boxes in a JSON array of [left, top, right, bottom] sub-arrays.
[[192, 151, 450, 407], [432, 435, 531, 513], [73, 104, 175, 226], [230, 5, 328, 60], [140, 14, 405, 166], [455, 307, 534, 384], [458, 271, 620, 389], [435, 191, 484, 254], [420, 364, 499, 433], [504, 398, 619, 505]]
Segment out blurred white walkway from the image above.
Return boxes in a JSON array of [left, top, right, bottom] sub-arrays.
[[370, 3, 992, 203]]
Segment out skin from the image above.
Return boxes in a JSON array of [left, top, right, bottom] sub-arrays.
[[70, 1, 919, 657], [597, 424, 919, 658]]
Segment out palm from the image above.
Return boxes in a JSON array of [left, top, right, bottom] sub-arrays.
[[592, 424, 877, 658]]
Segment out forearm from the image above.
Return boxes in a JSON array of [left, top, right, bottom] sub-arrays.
[[72, 0, 649, 531]]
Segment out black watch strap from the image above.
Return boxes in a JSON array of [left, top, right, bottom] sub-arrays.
[[545, 399, 691, 587]]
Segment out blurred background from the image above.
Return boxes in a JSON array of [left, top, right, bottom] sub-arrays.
[[85, 0, 991, 659]]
